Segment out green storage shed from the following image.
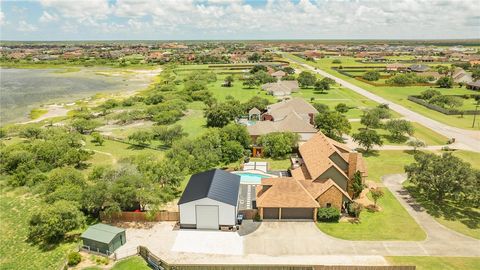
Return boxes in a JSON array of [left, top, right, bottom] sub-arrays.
[[81, 223, 126, 255]]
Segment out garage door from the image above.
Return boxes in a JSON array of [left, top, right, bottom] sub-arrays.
[[263, 208, 279, 219], [196, 205, 219, 230], [281, 208, 313, 219]]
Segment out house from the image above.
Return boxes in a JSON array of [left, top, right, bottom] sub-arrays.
[[247, 98, 318, 143], [386, 63, 407, 72], [255, 132, 367, 220], [271, 70, 286, 80], [452, 68, 473, 84], [248, 107, 261, 120], [262, 80, 299, 97], [408, 64, 430, 72], [466, 81, 480, 91], [81, 224, 126, 255], [178, 169, 240, 230]]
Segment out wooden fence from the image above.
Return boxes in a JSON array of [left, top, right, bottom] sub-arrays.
[[100, 211, 179, 222], [136, 246, 415, 270]]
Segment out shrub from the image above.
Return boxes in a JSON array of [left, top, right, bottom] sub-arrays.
[[254, 212, 261, 222], [348, 202, 364, 218], [362, 71, 380, 81], [317, 207, 340, 222], [67, 252, 81, 266]]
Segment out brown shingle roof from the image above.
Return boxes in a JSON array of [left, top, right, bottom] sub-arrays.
[[299, 179, 351, 200], [247, 112, 317, 136], [256, 178, 320, 208]]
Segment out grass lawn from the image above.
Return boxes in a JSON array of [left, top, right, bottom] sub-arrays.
[[29, 108, 48, 120], [350, 122, 448, 146], [110, 256, 150, 270], [317, 188, 426, 240], [0, 189, 77, 270], [250, 157, 291, 171], [177, 102, 208, 138], [286, 54, 479, 130], [208, 74, 276, 103], [451, 150, 480, 170], [363, 150, 416, 182], [386, 256, 480, 270]]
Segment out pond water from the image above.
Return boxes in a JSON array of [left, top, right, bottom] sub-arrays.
[[0, 67, 157, 123]]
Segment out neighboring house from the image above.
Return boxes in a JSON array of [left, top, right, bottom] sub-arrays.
[[452, 68, 473, 84], [248, 107, 261, 120], [466, 81, 480, 91], [247, 98, 318, 144], [178, 169, 240, 230], [271, 70, 286, 80], [81, 224, 126, 255], [408, 64, 430, 72], [261, 80, 299, 97], [255, 132, 367, 220], [386, 63, 407, 72]]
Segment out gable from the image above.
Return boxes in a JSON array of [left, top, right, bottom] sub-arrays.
[[317, 166, 348, 191]]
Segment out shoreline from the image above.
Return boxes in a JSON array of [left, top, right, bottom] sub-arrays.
[[1, 66, 163, 125]]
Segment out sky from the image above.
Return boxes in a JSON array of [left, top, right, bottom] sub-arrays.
[[0, 0, 479, 41]]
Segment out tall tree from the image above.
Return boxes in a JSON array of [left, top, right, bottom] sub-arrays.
[[352, 129, 383, 152], [314, 111, 351, 142]]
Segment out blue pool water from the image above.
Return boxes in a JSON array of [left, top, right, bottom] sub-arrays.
[[236, 172, 269, 184]]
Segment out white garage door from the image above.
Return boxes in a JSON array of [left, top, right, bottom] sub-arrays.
[[196, 205, 219, 230]]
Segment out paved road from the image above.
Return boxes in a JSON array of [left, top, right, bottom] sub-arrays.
[[288, 57, 480, 153]]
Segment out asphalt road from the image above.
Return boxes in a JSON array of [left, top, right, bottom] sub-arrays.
[[287, 56, 480, 153]]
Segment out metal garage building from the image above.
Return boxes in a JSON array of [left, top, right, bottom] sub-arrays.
[[178, 169, 241, 230], [81, 223, 126, 255]]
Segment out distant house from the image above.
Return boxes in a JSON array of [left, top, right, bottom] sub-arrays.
[[261, 80, 299, 97], [452, 68, 473, 84], [271, 70, 286, 80], [386, 63, 407, 72], [255, 132, 367, 220], [247, 98, 318, 145], [178, 169, 240, 230], [408, 64, 430, 72], [81, 224, 126, 255], [466, 81, 480, 91]]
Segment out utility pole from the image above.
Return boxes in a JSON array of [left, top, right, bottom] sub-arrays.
[[473, 104, 479, 128]]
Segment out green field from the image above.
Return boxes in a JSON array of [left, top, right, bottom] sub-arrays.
[[110, 256, 150, 270], [386, 256, 480, 270], [287, 54, 479, 130], [317, 188, 426, 240], [363, 150, 416, 182], [0, 189, 77, 270]]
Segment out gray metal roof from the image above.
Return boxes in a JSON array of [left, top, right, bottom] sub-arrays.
[[81, 223, 125, 244], [178, 169, 241, 206]]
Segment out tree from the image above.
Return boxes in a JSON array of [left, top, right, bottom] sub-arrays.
[[312, 103, 329, 114], [360, 111, 381, 129], [71, 118, 100, 134], [220, 123, 251, 148], [28, 200, 85, 244], [472, 67, 480, 81], [19, 126, 42, 139], [405, 152, 478, 204], [420, 89, 441, 100], [221, 140, 244, 164], [385, 119, 414, 142], [248, 53, 262, 63], [283, 66, 295, 74], [128, 130, 152, 146], [407, 139, 426, 152], [436, 76, 453, 88], [250, 64, 267, 73], [352, 129, 383, 152], [332, 59, 342, 64], [362, 71, 380, 81], [243, 76, 259, 88], [204, 101, 242, 128], [90, 132, 104, 146], [314, 111, 351, 142], [335, 103, 349, 113], [253, 71, 276, 84], [152, 125, 186, 146], [297, 71, 316, 88], [258, 132, 299, 159], [351, 171, 364, 199], [370, 188, 384, 207], [223, 75, 234, 87], [314, 79, 330, 93]]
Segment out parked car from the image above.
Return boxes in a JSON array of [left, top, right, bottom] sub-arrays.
[[237, 213, 244, 225]]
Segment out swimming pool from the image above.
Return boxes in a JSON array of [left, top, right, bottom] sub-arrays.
[[235, 172, 270, 184]]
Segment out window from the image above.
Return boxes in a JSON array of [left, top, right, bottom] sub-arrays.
[[326, 203, 332, 208]]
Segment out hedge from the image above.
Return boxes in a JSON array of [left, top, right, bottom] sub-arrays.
[[408, 95, 479, 115]]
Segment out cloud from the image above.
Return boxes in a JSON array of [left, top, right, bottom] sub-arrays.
[[39, 11, 59, 23], [39, 0, 111, 22], [0, 11, 5, 26], [17, 20, 38, 32]]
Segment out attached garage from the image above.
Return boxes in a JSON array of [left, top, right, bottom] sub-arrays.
[[178, 169, 241, 230], [281, 208, 313, 219], [263, 208, 279, 219]]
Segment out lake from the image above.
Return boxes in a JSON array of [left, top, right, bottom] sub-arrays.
[[0, 67, 158, 123]]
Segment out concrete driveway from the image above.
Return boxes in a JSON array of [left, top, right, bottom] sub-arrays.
[[171, 229, 243, 255]]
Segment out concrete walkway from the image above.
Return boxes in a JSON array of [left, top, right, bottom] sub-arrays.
[[288, 57, 480, 153]]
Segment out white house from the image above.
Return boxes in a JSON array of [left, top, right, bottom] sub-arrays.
[[178, 169, 241, 230]]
